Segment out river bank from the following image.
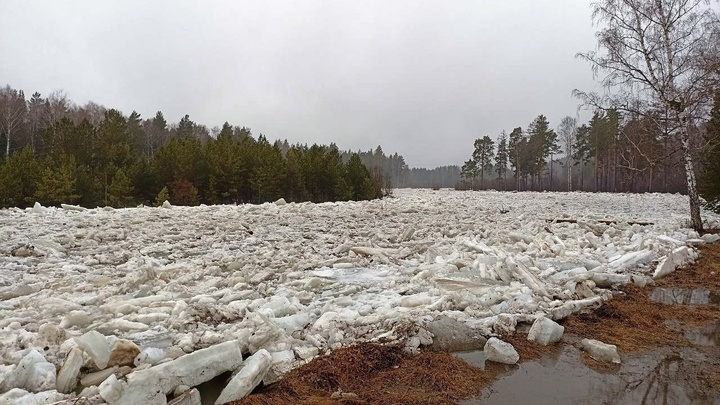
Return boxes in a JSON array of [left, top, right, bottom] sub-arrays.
[[232, 241, 720, 405]]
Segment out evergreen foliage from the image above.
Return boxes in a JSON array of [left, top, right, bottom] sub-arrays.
[[155, 186, 170, 207], [0, 147, 40, 207], [35, 154, 80, 206], [0, 87, 386, 208]]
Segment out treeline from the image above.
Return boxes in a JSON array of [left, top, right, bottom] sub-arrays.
[[340, 146, 408, 190], [0, 85, 384, 208], [339, 146, 461, 189], [459, 109, 716, 195]]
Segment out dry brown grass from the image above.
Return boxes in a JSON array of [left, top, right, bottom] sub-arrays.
[[562, 243, 720, 352], [502, 334, 558, 361], [231, 344, 495, 405], [655, 242, 720, 289]]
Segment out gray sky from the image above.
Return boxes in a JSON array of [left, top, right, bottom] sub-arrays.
[[0, 0, 599, 168]]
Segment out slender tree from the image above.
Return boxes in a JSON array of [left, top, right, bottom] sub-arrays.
[[0, 86, 27, 158], [507, 127, 524, 190], [558, 116, 577, 191], [27, 92, 46, 154], [495, 131, 509, 189], [573, 124, 591, 191]]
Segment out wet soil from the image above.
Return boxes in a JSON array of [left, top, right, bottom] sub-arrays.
[[230, 242, 720, 405]]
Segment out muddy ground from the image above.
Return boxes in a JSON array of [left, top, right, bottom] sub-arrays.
[[228, 242, 720, 405]]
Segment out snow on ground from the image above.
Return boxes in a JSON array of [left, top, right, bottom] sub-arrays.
[[1, 189, 719, 403]]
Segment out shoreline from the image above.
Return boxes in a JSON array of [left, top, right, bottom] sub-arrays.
[[233, 241, 720, 405]]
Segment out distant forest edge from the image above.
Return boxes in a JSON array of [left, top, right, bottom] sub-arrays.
[[1, 84, 718, 210], [0, 85, 463, 209], [458, 107, 720, 199]]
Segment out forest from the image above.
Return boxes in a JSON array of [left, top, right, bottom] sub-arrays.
[[2, 84, 719, 212], [458, 107, 717, 195], [0, 86, 404, 208]]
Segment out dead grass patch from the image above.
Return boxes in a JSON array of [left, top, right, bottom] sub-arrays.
[[655, 242, 720, 290], [502, 334, 558, 361], [231, 343, 495, 405]]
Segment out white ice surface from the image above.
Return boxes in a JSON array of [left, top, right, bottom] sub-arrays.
[[1, 189, 718, 398]]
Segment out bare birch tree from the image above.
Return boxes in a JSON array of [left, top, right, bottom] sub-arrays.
[[558, 116, 578, 191], [574, 0, 720, 231], [0, 86, 27, 158]]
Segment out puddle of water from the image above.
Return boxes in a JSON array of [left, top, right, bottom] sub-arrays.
[[683, 321, 720, 347], [458, 344, 720, 405], [650, 288, 720, 305]]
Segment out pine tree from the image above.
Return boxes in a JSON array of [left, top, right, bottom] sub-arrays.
[[507, 127, 524, 190], [461, 159, 478, 190], [495, 131, 509, 190], [344, 153, 377, 200], [253, 140, 286, 202], [205, 127, 240, 203], [0, 146, 41, 207], [573, 124, 592, 191], [472, 136, 495, 190], [177, 114, 195, 139], [27, 92, 46, 154], [35, 155, 81, 206], [528, 115, 559, 190], [107, 168, 135, 208], [700, 92, 720, 213], [587, 111, 611, 191], [285, 147, 307, 202], [155, 186, 170, 206]]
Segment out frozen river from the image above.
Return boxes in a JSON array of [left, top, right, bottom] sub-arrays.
[[1, 189, 719, 404]]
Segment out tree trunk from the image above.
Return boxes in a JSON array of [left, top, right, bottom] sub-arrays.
[[549, 154, 553, 191], [480, 158, 484, 190], [679, 119, 703, 231], [594, 156, 599, 192], [568, 153, 572, 192], [649, 164, 654, 192]]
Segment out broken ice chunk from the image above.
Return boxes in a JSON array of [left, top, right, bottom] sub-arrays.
[[527, 316, 564, 346], [484, 337, 519, 364], [214, 349, 272, 404], [56, 347, 84, 394], [74, 330, 111, 369], [581, 338, 621, 363]]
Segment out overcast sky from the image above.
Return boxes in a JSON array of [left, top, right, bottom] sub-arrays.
[[1, 1, 600, 168]]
